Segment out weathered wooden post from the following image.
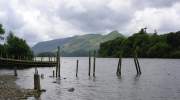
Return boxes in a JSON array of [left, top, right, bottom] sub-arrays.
[[34, 67, 41, 91], [14, 66, 17, 76], [88, 51, 91, 76], [56, 52, 58, 77], [135, 55, 141, 74], [116, 56, 122, 76], [134, 57, 139, 74], [53, 70, 55, 77], [134, 47, 141, 75], [76, 60, 79, 77], [56, 46, 60, 78], [93, 50, 96, 77], [58, 47, 61, 77]]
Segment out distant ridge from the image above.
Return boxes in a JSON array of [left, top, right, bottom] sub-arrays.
[[32, 31, 124, 56]]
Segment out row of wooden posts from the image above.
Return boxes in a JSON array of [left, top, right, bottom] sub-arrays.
[[76, 50, 97, 77], [13, 46, 142, 92], [52, 47, 97, 78], [116, 51, 142, 76], [53, 48, 141, 78]]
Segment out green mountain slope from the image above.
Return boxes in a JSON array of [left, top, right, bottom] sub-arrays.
[[32, 31, 124, 56]]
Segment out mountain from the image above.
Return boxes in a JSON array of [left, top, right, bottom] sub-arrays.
[[32, 31, 124, 56]]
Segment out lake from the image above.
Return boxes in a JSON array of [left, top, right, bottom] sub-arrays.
[[0, 57, 180, 100]]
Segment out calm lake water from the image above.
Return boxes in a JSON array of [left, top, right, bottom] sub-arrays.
[[1, 57, 180, 100]]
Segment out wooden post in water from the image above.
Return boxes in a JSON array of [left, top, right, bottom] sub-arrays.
[[88, 51, 91, 76], [116, 57, 122, 76], [134, 57, 139, 74], [135, 54, 141, 74], [53, 70, 55, 77], [56, 50, 58, 77], [14, 66, 17, 76], [93, 50, 96, 77], [134, 48, 141, 75], [34, 67, 41, 91], [56, 46, 60, 78], [76, 60, 79, 77], [58, 47, 61, 77]]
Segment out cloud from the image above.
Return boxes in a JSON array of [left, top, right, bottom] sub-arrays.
[[58, 1, 133, 33], [126, 2, 180, 34], [0, 0, 180, 46], [132, 0, 179, 8]]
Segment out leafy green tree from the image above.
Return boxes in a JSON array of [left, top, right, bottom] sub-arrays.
[[170, 50, 180, 58], [99, 28, 180, 58], [6, 32, 33, 59], [121, 28, 151, 57], [167, 31, 180, 49], [0, 24, 5, 40], [147, 42, 170, 58], [99, 37, 126, 57], [0, 24, 5, 56], [0, 24, 5, 35]]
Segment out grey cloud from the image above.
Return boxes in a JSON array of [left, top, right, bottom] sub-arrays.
[[158, 20, 180, 33], [0, 1, 25, 31], [133, 0, 180, 8], [5, 10, 25, 30], [58, 5, 133, 33]]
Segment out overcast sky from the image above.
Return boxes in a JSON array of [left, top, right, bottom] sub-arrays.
[[0, 0, 180, 46]]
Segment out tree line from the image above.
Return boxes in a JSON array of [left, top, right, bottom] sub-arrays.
[[0, 24, 33, 60], [99, 28, 180, 58]]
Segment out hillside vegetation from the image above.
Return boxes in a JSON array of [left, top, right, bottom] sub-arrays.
[[99, 29, 180, 58], [32, 31, 123, 56]]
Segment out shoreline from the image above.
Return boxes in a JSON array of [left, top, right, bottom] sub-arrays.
[[0, 75, 38, 100]]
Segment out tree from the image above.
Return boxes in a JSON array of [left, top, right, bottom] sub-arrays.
[[167, 31, 180, 49], [99, 37, 126, 57], [98, 28, 180, 58], [147, 42, 170, 58], [0, 24, 5, 40], [6, 32, 33, 59]]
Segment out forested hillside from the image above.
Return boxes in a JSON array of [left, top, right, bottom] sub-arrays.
[[99, 29, 180, 58], [32, 31, 123, 56]]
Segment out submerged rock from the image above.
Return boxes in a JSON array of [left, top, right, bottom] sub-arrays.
[[68, 88, 75, 92], [41, 89, 46, 92]]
